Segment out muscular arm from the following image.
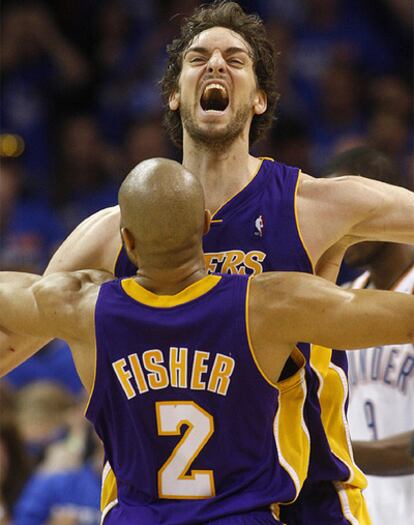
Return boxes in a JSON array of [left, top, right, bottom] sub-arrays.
[[249, 272, 414, 382], [352, 430, 414, 476], [297, 174, 414, 279], [0, 270, 113, 388], [0, 206, 121, 376], [0, 270, 113, 340]]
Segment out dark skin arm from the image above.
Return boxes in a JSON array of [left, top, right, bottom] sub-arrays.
[[249, 272, 414, 383], [298, 174, 414, 281], [352, 430, 414, 476], [0, 269, 113, 390], [2, 269, 414, 390]]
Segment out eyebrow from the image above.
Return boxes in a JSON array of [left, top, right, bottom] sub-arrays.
[[184, 46, 251, 58]]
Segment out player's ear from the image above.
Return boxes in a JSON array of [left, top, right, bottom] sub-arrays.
[[121, 227, 135, 253], [253, 89, 267, 116], [203, 209, 211, 236], [169, 91, 180, 111]]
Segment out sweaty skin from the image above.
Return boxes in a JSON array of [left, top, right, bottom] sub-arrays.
[[2, 171, 413, 377], [1, 26, 414, 374], [0, 269, 414, 393]]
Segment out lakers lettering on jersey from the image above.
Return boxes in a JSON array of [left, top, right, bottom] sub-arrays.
[[204, 250, 266, 275], [113, 158, 369, 525]]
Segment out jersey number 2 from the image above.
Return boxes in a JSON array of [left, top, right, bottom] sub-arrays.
[[156, 401, 215, 499]]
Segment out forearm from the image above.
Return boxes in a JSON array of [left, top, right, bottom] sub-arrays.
[[352, 431, 414, 476], [346, 289, 414, 348], [294, 278, 414, 349], [0, 329, 51, 377], [261, 272, 414, 351]]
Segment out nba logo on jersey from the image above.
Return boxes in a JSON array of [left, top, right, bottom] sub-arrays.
[[254, 215, 264, 237]]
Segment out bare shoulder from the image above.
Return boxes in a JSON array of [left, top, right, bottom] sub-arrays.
[[251, 271, 320, 299], [46, 206, 121, 274], [248, 272, 324, 365], [295, 173, 390, 266], [297, 172, 403, 216], [31, 270, 114, 342], [298, 172, 371, 204], [250, 271, 349, 313], [249, 272, 289, 301], [249, 272, 306, 318]]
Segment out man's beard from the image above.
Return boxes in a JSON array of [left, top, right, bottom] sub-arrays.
[[181, 103, 251, 152]]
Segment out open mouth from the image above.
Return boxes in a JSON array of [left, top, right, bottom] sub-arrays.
[[200, 83, 229, 112]]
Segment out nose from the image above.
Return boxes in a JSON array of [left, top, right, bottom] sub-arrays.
[[207, 50, 225, 74]]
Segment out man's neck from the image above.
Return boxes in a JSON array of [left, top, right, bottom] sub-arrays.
[[182, 135, 262, 213], [134, 254, 207, 296], [368, 244, 414, 290]]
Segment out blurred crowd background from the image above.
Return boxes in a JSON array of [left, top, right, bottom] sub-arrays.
[[0, 0, 412, 523]]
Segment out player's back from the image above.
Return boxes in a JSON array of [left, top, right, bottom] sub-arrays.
[[113, 158, 365, 523], [85, 273, 308, 525]]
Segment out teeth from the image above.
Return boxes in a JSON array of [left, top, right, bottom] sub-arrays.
[[204, 83, 227, 94], [200, 82, 229, 112]]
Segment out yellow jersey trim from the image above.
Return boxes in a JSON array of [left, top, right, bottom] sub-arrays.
[[112, 243, 123, 276], [245, 276, 278, 389], [100, 461, 118, 514], [294, 170, 316, 274], [245, 277, 306, 390], [333, 481, 372, 525], [83, 314, 99, 416], [274, 371, 310, 501], [121, 275, 222, 308], [320, 362, 367, 488], [211, 158, 265, 219]]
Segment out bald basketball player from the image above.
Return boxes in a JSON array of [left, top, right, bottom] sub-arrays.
[[0, 159, 413, 525], [2, 2, 414, 523]]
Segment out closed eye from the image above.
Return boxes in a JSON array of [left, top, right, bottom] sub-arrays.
[[228, 58, 244, 65], [189, 56, 207, 64]]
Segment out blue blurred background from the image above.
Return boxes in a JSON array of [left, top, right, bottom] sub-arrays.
[[0, 1, 412, 523]]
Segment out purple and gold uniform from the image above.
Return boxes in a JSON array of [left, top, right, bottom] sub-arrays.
[[85, 273, 309, 524], [114, 158, 369, 524]]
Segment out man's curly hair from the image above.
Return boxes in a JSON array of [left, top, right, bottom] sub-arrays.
[[161, 1, 279, 148]]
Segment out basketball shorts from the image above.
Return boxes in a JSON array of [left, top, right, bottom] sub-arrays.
[[279, 480, 371, 525]]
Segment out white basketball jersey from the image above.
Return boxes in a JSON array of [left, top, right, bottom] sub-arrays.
[[347, 265, 414, 525]]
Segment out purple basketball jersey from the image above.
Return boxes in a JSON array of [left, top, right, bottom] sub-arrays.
[[86, 273, 308, 525], [113, 159, 368, 524]]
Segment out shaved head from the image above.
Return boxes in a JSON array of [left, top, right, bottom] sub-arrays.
[[119, 158, 206, 268]]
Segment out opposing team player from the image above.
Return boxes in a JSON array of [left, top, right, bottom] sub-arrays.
[[1, 159, 414, 525], [324, 147, 414, 525], [1, 2, 414, 523]]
